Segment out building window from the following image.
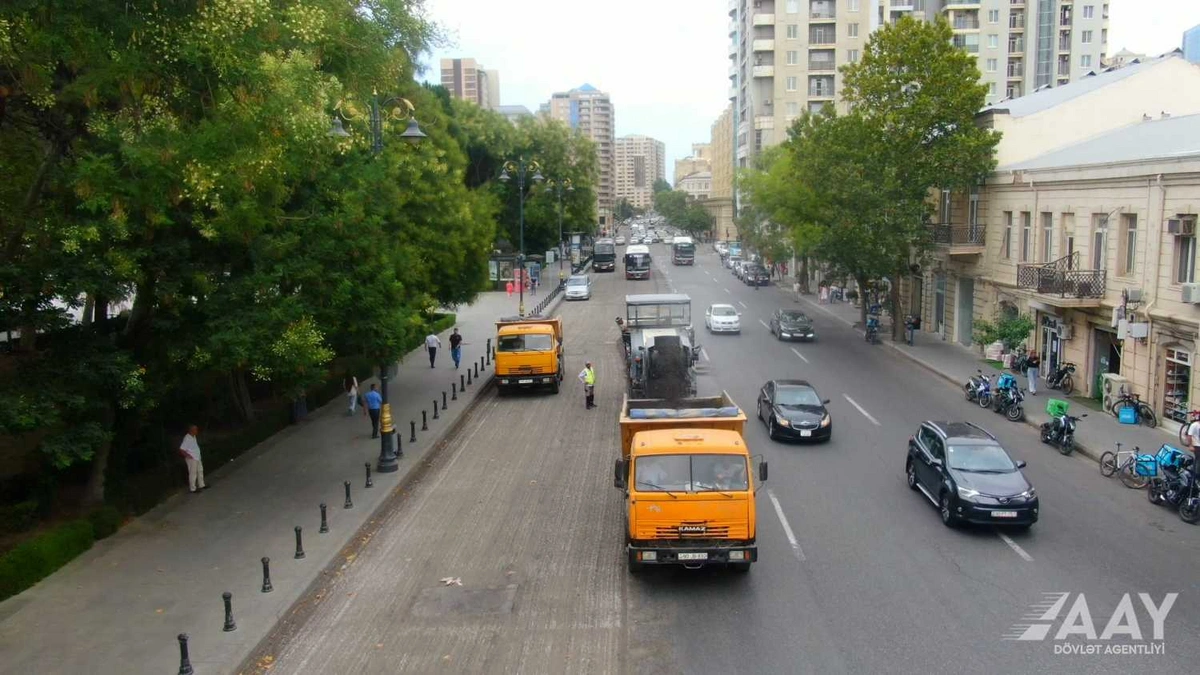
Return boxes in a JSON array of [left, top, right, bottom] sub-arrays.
[[1092, 213, 1108, 270], [785, 76, 798, 91], [787, 50, 800, 65], [848, 0, 860, 10], [1003, 211, 1013, 259], [1176, 232, 1197, 284], [786, 0, 799, 14], [1083, 5, 1094, 19], [1081, 30, 1093, 44], [1062, 212, 1076, 259], [988, 9, 1000, 23], [847, 49, 860, 63], [1163, 348, 1192, 424], [1040, 212, 1053, 262], [1120, 213, 1137, 276], [785, 101, 800, 116], [809, 101, 827, 114], [1081, 54, 1092, 67], [848, 23, 859, 38], [1020, 212, 1032, 262], [988, 35, 999, 49], [989, 82, 998, 96], [787, 24, 799, 39], [986, 58, 998, 72]]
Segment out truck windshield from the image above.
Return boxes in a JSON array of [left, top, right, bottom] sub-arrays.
[[498, 334, 554, 352], [636, 455, 748, 492]]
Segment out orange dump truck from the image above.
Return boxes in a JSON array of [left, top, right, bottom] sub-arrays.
[[612, 391, 767, 573], [494, 316, 564, 394]]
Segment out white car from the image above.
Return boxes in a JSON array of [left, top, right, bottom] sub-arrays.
[[705, 304, 741, 334], [726, 255, 742, 270], [564, 274, 592, 300], [615, 235, 626, 245]]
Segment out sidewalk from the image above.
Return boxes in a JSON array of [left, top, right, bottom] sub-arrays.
[[793, 290, 1180, 462], [0, 290, 559, 675]]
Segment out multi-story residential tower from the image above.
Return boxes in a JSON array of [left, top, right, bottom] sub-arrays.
[[614, 135, 666, 211], [545, 84, 616, 227], [1185, 24, 1200, 65], [440, 58, 499, 110]]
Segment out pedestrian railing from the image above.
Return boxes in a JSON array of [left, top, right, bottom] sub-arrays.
[[529, 255, 593, 316]]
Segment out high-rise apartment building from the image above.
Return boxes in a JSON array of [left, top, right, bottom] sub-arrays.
[[440, 58, 499, 110], [674, 143, 713, 184], [726, 0, 1109, 171], [545, 84, 616, 227], [615, 135, 666, 210], [708, 105, 737, 240]]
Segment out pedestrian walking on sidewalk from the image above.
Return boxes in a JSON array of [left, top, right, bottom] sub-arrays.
[[179, 425, 206, 493], [449, 328, 463, 369], [345, 374, 359, 416], [819, 284, 829, 304], [1026, 351, 1040, 395], [1187, 416, 1200, 457], [578, 362, 596, 409], [506, 280, 514, 297], [425, 332, 441, 368], [365, 384, 382, 438]]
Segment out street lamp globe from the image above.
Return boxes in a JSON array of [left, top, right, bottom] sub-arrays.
[[531, 171, 545, 183], [328, 117, 351, 138], [399, 117, 427, 145], [498, 170, 511, 183]]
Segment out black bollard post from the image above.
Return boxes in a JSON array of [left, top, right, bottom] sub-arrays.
[[480, 356, 485, 372], [452, 383, 458, 401], [294, 526, 306, 559], [177, 634, 194, 675], [222, 591, 237, 632], [319, 503, 329, 533], [365, 462, 373, 488], [433, 399, 440, 420], [261, 557, 273, 593], [397, 432, 403, 458], [461, 374, 466, 390], [442, 391, 447, 411], [486, 338, 491, 364], [421, 410, 428, 431], [409, 420, 417, 443], [343, 481, 353, 509], [467, 368, 472, 385]]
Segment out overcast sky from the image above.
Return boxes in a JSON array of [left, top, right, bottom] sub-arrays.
[[418, 0, 1200, 185]]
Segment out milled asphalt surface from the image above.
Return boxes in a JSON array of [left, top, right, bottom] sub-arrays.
[[192, 237, 1199, 673]]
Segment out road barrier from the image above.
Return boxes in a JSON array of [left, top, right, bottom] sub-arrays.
[[222, 591, 237, 632], [343, 481, 353, 509], [319, 504, 329, 533], [260, 557, 273, 593], [364, 463, 373, 489], [177, 633, 193, 675], [293, 526, 305, 559]]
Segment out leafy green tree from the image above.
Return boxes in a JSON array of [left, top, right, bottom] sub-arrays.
[[973, 314, 1035, 352], [614, 198, 635, 222], [652, 178, 672, 194]]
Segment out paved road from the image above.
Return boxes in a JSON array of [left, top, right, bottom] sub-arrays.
[[256, 238, 1200, 674]]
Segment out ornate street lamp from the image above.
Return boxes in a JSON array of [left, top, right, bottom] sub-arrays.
[[542, 178, 574, 284], [328, 91, 426, 474], [498, 157, 544, 316]]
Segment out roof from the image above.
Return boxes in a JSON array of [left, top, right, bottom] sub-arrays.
[[626, 293, 691, 305], [1001, 113, 1200, 171], [980, 52, 1183, 119], [774, 379, 814, 388], [630, 428, 747, 455], [928, 421, 997, 443], [577, 83, 597, 92]]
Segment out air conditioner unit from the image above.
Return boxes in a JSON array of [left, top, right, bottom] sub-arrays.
[[1101, 373, 1130, 413], [1110, 305, 1125, 327], [1167, 215, 1197, 235], [1123, 288, 1143, 303], [1056, 323, 1073, 340], [1182, 283, 1200, 304]]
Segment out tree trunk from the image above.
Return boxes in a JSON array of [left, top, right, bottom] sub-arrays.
[[83, 404, 116, 506], [93, 295, 109, 333], [120, 276, 155, 343], [856, 275, 869, 328], [229, 369, 256, 423], [891, 262, 905, 342], [799, 257, 811, 294]]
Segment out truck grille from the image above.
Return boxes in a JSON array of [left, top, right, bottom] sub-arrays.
[[656, 525, 730, 538], [508, 365, 546, 374]]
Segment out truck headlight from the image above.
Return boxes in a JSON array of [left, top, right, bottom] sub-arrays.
[[640, 551, 657, 561], [729, 550, 746, 561]]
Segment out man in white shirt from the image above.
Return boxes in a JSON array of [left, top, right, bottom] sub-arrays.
[[425, 333, 441, 368], [179, 425, 206, 493], [1187, 415, 1200, 458]]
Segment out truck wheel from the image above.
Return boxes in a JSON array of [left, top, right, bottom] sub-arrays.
[[729, 562, 751, 574], [551, 379, 560, 394]]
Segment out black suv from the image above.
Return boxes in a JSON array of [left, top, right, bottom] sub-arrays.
[[905, 421, 1038, 529], [743, 264, 770, 286]]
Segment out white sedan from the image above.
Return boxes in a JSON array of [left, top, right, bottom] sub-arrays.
[[705, 304, 741, 334], [615, 235, 626, 245], [564, 274, 592, 300]]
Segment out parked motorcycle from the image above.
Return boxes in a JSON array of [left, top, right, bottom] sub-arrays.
[[1045, 362, 1077, 395], [991, 373, 1025, 421], [865, 315, 880, 344], [974, 373, 993, 409], [964, 369, 986, 403], [1040, 412, 1086, 455], [1147, 445, 1200, 524]]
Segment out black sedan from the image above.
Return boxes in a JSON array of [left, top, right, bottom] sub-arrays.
[[757, 380, 832, 442], [743, 264, 770, 286], [905, 421, 1038, 529], [769, 309, 816, 342]]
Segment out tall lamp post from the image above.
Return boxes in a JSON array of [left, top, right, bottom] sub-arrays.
[[543, 178, 573, 285], [498, 157, 544, 316], [328, 91, 427, 474]]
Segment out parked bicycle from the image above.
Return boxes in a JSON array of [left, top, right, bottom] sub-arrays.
[[1177, 409, 1200, 448], [1108, 389, 1158, 428], [1098, 442, 1153, 489]]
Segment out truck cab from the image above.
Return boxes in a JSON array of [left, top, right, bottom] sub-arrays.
[[614, 393, 766, 573], [494, 316, 564, 394]]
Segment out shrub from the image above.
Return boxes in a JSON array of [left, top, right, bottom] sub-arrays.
[[0, 519, 95, 601], [973, 314, 1036, 352], [0, 500, 40, 535], [88, 506, 123, 540]]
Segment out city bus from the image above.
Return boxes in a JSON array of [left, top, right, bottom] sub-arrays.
[[624, 244, 652, 280], [671, 236, 695, 265], [593, 238, 617, 272]]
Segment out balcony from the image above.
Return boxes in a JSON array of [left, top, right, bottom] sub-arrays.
[[1059, 37, 1071, 51], [1007, 63, 1024, 78], [1016, 252, 1107, 307], [730, 20, 738, 36], [891, 0, 915, 8], [931, 224, 986, 256], [729, 63, 738, 79], [752, 64, 775, 77], [753, 39, 775, 51], [729, 0, 738, 15], [754, 115, 775, 130], [1009, 41, 1024, 54], [810, 11, 836, 22], [953, 18, 980, 30], [944, 0, 981, 6], [809, 59, 836, 71], [753, 12, 775, 26], [1009, 15, 1025, 30]]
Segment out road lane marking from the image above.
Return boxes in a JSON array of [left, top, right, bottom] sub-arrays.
[[700, 347, 710, 362], [842, 394, 880, 426], [790, 347, 809, 364], [724, 288, 731, 294], [739, 301, 748, 309], [997, 532, 1034, 562], [767, 489, 806, 561], [759, 319, 770, 329]]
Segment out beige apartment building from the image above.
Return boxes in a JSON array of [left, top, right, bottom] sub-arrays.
[[708, 105, 737, 241], [614, 135, 666, 210], [678, 172, 713, 201], [906, 54, 1200, 427], [440, 58, 498, 110], [545, 84, 616, 228], [674, 143, 713, 184]]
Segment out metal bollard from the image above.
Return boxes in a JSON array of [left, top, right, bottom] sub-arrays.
[[261, 557, 273, 593], [222, 591, 237, 632], [421, 410, 428, 431], [480, 356, 485, 372], [442, 391, 447, 410], [410, 420, 417, 443], [452, 383, 458, 401], [475, 361, 481, 378], [467, 368, 472, 385], [397, 432, 403, 458], [486, 338, 491, 364], [177, 634, 194, 675], [343, 481, 353, 509], [319, 503, 329, 533], [294, 526, 306, 559], [461, 374, 466, 390], [365, 462, 373, 488], [432, 399, 440, 420]]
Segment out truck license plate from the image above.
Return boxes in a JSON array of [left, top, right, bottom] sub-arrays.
[[518, 379, 533, 384], [992, 511, 1017, 518], [800, 430, 812, 437], [677, 552, 708, 561]]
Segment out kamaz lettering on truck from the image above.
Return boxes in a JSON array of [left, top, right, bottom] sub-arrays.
[[613, 392, 768, 573]]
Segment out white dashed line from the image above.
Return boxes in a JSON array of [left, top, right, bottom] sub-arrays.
[[759, 319, 770, 329], [997, 532, 1034, 562], [700, 347, 710, 362], [842, 394, 880, 426], [768, 489, 806, 561], [724, 288, 731, 294], [790, 347, 809, 364], [738, 301, 748, 309]]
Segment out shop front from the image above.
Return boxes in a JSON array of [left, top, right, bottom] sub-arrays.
[[1161, 344, 1193, 426], [1037, 313, 1065, 381], [1091, 327, 1121, 402]]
